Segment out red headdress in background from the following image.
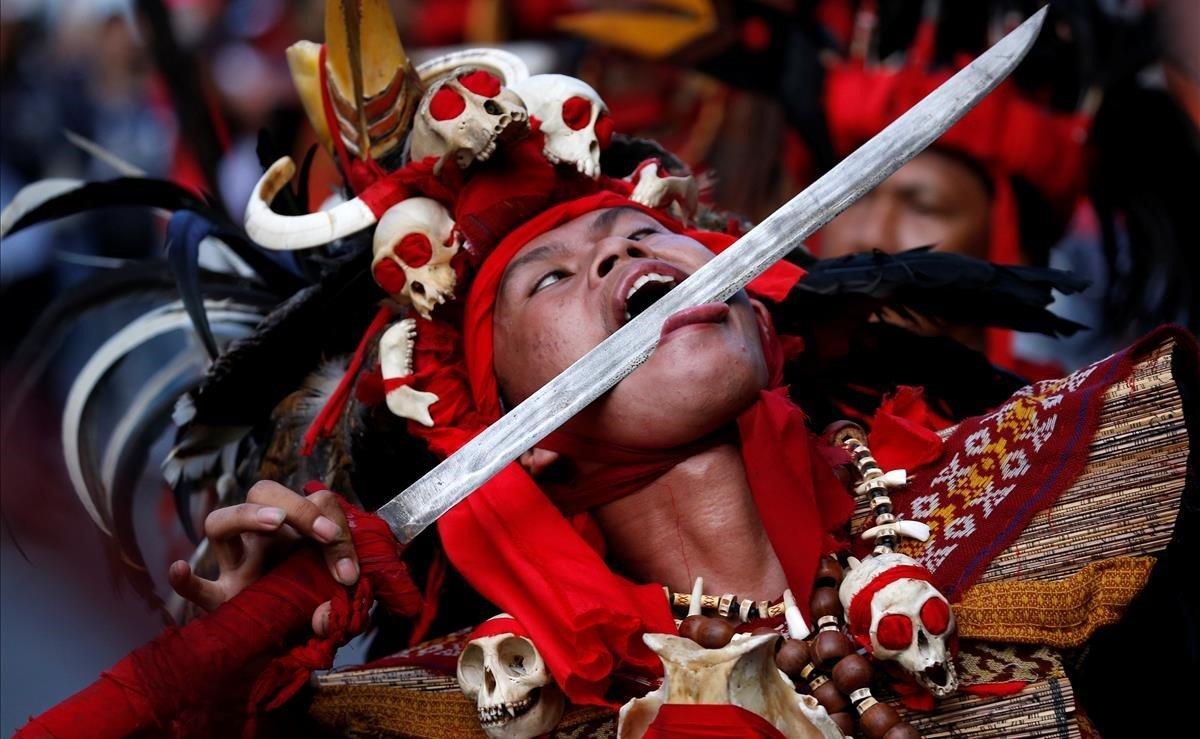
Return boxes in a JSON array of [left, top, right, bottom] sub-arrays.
[[820, 4, 1091, 372]]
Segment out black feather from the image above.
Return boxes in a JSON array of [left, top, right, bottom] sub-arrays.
[[1, 263, 274, 435], [784, 248, 1089, 336], [183, 250, 381, 432], [3, 177, 216, 237]]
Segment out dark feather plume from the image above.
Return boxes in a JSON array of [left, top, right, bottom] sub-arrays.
[[781, 247, 1088, 337]]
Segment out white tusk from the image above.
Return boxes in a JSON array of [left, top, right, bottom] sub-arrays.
[[855, 469, 907, 494], [783, 589, 810, 640], [687, 576, 705, 616], [861, 519, 931, 542], [243, 156, 378, 250], [846, 556, 861, 569]]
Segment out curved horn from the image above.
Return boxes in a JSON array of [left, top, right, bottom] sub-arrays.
[[244, 156, 378, 250]]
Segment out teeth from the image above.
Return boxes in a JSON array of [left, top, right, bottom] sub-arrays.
[[623, 273, 676, 321]]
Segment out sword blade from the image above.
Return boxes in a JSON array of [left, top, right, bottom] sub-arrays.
[[378, 7, 1047, 544]]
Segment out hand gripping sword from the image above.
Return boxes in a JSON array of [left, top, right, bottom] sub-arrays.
[[378, 8, 1049, 544]]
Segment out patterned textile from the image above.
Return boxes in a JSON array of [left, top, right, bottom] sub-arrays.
[[953, 556, 1155, 647], [868, 327, 1195, 600]]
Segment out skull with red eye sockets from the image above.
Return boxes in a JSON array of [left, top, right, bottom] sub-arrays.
[[371, 197, 463, 319], [840, 552, 959, 697], [410, 67, 528, 171], [511, 74, 612, 180]]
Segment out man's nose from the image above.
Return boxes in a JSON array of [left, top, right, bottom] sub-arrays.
[[590, 236, 648, 286], [841, 199, 903, 255]]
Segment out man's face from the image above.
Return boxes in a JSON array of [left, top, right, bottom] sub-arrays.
[[819, 150, 991, 260], [492, 206, 769, 450]]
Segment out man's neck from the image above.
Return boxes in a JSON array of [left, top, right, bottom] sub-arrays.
[[590, 442, 787, 601]]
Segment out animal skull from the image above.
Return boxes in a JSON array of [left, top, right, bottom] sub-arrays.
[[840, 552, 959, 697], [511, 74, 613, 179], [371, 197, 461, 319], [410, 67, 528, 171], [628, 159, 699, 219], [618, 632, 841, 739], [457, 628, 565, 738]]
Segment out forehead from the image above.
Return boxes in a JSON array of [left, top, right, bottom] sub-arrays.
[[499, 207, 662, 282]]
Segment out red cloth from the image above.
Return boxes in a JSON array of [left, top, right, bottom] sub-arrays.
[[422, 192, 849, 708], [644, 704, 786, 738], [867, 386, 947, 472], [17, 497, 420, 738]]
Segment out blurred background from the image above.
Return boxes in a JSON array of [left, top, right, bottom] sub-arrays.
[[1, 0, 1197, 732]]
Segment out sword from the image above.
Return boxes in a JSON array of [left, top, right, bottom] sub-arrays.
[[378, 7, 1048, 544]]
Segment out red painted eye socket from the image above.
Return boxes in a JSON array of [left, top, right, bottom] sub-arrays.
[[594, 110, 614, 148], [373, 259, 406, 294], [394, 233, 433, 268], [920, 596, 951, 635], [429, 86, 466, 121], [561, 96, 593, 130], [457, 70, 501, 97], [876, 613, 913, 650]]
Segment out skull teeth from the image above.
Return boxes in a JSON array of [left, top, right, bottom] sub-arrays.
[[623, 273, 676, 321], [476, 694, 536, 725]]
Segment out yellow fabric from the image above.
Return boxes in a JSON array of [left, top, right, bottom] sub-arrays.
[[953, 556, 1154, 647], [556, 0, 717, 60]]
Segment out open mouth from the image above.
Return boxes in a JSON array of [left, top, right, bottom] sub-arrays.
[[624, 274, 676, 322], [612, 261, 689, 328], [477, 687, 540, 726]]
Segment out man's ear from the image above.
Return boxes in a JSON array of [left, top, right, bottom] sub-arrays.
[[749, 297, 772, 332], [518, 447, 562, 478]]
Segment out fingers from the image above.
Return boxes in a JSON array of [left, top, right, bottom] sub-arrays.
[[311, 600, 332, 637], [307, 488, 359, 587], [202, 502, 288, 569], [168, 560, 225, 613], [246, 481, 358, 586]]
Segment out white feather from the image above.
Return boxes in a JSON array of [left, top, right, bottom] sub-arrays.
[[1, 178, 84, 238], [62, 301, 262, 534]]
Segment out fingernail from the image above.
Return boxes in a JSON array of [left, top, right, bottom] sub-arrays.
[[256, 507, 286, 526], [335, 558, 358, 585], [313, 516, 341, 542], [316, 609, 329, 635]]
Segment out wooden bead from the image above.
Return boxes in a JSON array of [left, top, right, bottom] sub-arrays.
[[815, 556, 844, 588], [750, 627, 782, 653], [829, 711, 857, 737], [810, 587, 842, 620], [677, 615, 706, 643], [831, 653, 873, 694], [883, 722, 922, 739], [812, 679, 849, 714], [812, 629, 853, 668], [696, 618, 735, 649], [859, 701, 902, 739], [775, 639, 812, 681]]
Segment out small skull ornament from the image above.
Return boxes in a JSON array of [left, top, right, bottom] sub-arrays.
[[457, 627, 565, 738], [371, 197, 461, 319], [511, 74, 614, 179], [840, 552, 959, 697], [410, 67, 528, 171]]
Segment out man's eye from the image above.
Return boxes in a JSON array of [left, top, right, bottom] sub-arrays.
[[532, 270, 568, 294], [627, 227, 660, 241]]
